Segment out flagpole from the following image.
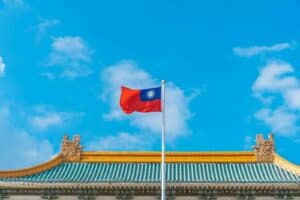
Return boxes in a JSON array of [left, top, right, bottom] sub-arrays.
[[161, 80, 166, 200]]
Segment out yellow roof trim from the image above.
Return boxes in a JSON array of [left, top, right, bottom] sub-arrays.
[[0, 154, 63, 178], [80, 151, 257, 163], [274, 154, 300, 176], [0, 151, 257, 178]]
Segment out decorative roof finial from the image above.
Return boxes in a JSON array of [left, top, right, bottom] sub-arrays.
[[61, 134, 83, 162], [253, 133, 275, 163]]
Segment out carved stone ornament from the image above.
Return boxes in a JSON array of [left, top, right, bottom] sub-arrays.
[[61, 135, 83, 162], [253, 134, 275, 163]]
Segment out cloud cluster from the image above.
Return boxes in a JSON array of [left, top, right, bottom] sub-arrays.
[[92, 60, 200, 150], [0, 56, 4, 76], [36, 19, 60, 41], [46, 36, 93, 79], [30, 105, 80, 131], [233, 42, 293, 57], [255, 107, 298, 135], [252, 61, 300, 136], [0, 105, 54, 170]]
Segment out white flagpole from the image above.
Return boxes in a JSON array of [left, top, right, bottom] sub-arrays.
[[161, 80, 166, 200]]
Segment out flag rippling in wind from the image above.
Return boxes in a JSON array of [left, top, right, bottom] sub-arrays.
[[120, 86, 162, 114]]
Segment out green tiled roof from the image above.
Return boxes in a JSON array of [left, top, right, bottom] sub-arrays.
[[1, 163, 299, 183]]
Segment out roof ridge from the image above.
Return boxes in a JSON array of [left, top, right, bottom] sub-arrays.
[[80, 151, 257, 163]]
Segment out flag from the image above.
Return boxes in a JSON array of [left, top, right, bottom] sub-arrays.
[[120, 86, 162, 114]]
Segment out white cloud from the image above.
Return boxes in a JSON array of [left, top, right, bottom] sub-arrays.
[[101, 60, 200, 141], [2, 0, 24, 7], [0, 105, 54, 170], [36, 19, 60, 41], [31, 113, 63, 130], [252, 61, 298, 94], [51, 36, 91, 62], [252, 60, 300, 136], [255, 107, 299, 136], [87, 132, 153, 151], [0, 56, 5, 76], [284, 89, 300, 110], [253, 61, 300, 110], [46, 36, 93, 79], [30, 105, 77, 130], [233, 42, 293, 57]]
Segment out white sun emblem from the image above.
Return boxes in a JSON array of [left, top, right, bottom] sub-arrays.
[[146, 90, 155, 99]]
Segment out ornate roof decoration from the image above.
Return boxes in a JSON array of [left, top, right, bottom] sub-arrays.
[[253, 134, 275, 163], [61, 135, 83, 162]]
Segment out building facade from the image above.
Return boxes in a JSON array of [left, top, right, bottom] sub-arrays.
[[0, 134, 299, 200]]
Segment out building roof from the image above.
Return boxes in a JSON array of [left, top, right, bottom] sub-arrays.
[[1, 162, 299, 184], [0, 134, 299, 189]]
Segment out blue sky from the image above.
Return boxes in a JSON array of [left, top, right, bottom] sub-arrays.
[[0, 0, 300, 169]]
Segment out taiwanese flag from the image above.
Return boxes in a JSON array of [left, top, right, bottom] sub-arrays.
[[120, 86, 162, 114]]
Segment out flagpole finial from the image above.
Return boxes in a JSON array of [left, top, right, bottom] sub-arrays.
[[162, 80, 165, 84]]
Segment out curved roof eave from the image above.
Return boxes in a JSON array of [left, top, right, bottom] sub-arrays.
[[274, 154, 300, 176], [0, 154, 63, 178]]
